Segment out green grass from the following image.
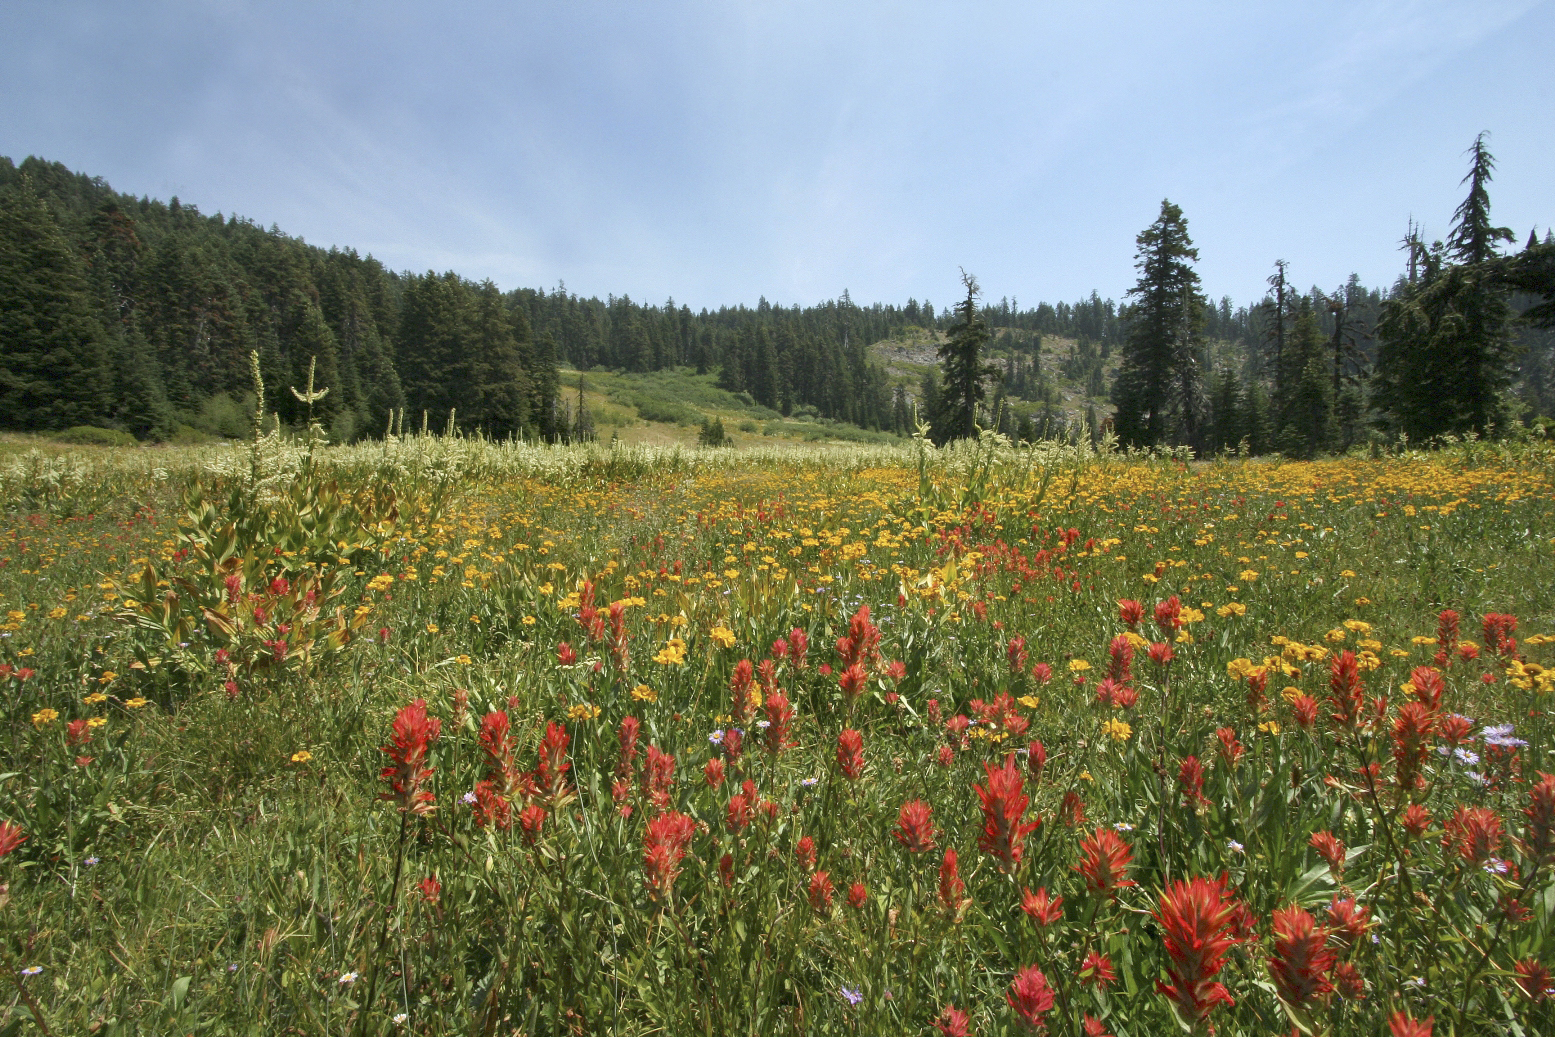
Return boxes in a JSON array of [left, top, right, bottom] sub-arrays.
[[2, 435, 1554, 1034]]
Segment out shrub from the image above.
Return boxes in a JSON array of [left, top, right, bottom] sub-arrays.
[[52, 425, 136, 447]]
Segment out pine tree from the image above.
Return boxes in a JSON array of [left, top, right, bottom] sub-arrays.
[[1376, 135, 1519, 439], [0, 176, 111, 429], [1112, 200, 1206, 449], [937, 271, 996, 441]]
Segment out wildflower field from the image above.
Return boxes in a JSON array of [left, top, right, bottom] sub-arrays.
[[2, 434, 1555, 1036]]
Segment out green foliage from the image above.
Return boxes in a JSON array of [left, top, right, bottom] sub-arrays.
[[1376, 137, 1520, 440], [936, 272, 997, 441], [697, 415, 728, 446], [2, 440, 1554, 1035], [51, 426, 137, 447], [1113, 199, 1207, 450], [0, 175, 111, 429]]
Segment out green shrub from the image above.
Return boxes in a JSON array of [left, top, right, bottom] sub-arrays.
[[52, 425, 136, 447]]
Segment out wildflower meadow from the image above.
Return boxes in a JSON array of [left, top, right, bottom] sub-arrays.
[[2, 430, 1554, 1035]]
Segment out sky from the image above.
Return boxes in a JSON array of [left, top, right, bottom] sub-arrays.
[[2, 0, 1551, 313]]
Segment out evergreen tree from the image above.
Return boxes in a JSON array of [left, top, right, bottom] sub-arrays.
[[937, 271, 996, 441], [1113, 200, 1206, 449], [1376, 136, 1518, 439], [470, 279, 530, 438], [0, 176, 111, 429], [1277, 299, 1334, 457]]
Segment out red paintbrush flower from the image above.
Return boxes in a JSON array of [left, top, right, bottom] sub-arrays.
[[848, 881, 868, 910], [1268, 904, 1335, 1006], [788, 627, 809, 670], [836, 728, 864, 780], [1521, 771, 1555, 861], [379, 698, 441, 815], [1107, 633, 1134, 683], [1147, 642, 1174, 667], [1408, 666, 1444, 710], [1216, 727, 1245, 768], [535, 721, 571, 798], [796, 835, 817, 873], [756, 657, 779, 696], [0, 820, 26, 859], [1118, 598, 1144, 628], [1435, 608, 1460, 666], [1388, 1011, 1433, 1037], [1400, 803, 1432, 839], [644, 745, 675, 810], [1325, 896, 1372, 950], [763, 691, 794, 753], [1327, 650, 1365, 731], [1080, 950, 1116, 988], [642, 810, 695, 901], [1075, 826, 1135, 897], [933, 1004, 970, 1036], [471, 779, 511, 829], [1007, 965, 1055, 1032], [1483, 612, 1518, 657], [1178, 755, 1208, 810], [976, 754, 1042, 870], [1513, 958, 1552, 1002], [894, 800, 936, 852], [615, 715, 641, 778], [1333, 962, 1365, 1000], [1027, 740, 1046, 783], [938, 848, 967, 918], [703, 756, 725, 789], [518, 803, 546, 843], [1392, 701, 1436, 791], [726, 792, 753, 833], [730, 659, 755, 723], [1021, 886, 1064, 926], [1153, 595, 1182, 632], [1008, 635, 1029, 672], [1291, 693, 1319, 729], [1443, 805, 1503, 864], [838, 662, 868, 701], [556, 641, 576, 666], [1153, 875, 1242, 1026], [1309, 830, 1346, 880], [808, 870, 834, 912]]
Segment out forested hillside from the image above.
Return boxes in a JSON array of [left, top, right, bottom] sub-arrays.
[[2, 153, 1552, 451]]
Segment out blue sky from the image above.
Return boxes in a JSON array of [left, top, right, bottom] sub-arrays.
[[2, 1, 1550, 312]]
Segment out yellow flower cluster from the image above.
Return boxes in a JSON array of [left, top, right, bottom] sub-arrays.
[[653, 638, 688, 666]]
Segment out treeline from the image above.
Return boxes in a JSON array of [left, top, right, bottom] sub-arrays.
[[4, 148, 1552, 452], [1101, 138, 1555, 458], [0, 156, 559, 442]]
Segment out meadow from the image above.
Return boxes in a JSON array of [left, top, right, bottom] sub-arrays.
[[1, 429, 1554, 1036]]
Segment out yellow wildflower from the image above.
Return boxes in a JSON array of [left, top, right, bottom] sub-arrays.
[[32, 708, 59, 728], [1100, 717, 1132, 742]]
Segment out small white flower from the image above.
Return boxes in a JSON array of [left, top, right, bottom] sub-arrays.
[[461, 791, 477, 805], [338, 971, 358, 985], [392, 1013, 409, 1025], [20, 966, 42, 977], [1113, 822, 1134, 832], [1227, 839, 1245, 854]]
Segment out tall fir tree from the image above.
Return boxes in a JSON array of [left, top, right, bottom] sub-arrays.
[[1376, 135, 1518, 439], [0, 176, 111, 429], [937, 271, 996, 441], [1112, 200, 1207, 449]]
